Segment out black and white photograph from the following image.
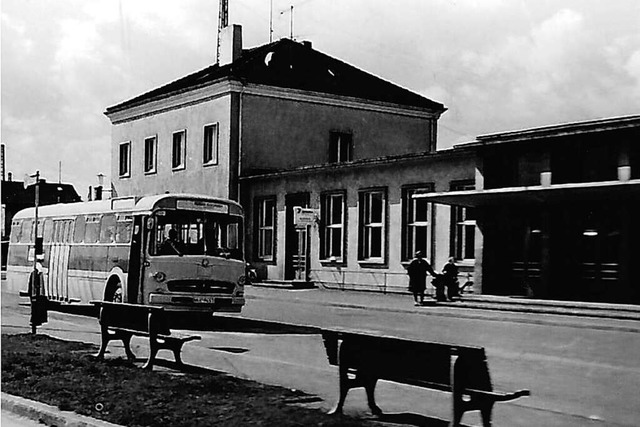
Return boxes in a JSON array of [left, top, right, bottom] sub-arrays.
[[2, 1, 640, 426]]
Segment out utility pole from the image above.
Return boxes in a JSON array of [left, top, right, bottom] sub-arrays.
[[26, 171, 47, 334], [216, 0, 229, 64]]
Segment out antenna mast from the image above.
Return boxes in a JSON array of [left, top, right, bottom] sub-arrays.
[[216, 0, 229, 64], [269, 0, 273, 42], [289, 5, 294, 39]]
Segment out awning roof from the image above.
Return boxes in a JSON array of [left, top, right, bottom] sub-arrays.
[[416, 179, 640, 208]]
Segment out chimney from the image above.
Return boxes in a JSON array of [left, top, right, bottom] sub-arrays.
[[219, 24, 243, 66], [302, 40, 312, 49]]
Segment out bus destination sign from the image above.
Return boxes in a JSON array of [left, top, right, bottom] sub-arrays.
[[177, 200, 229, 214]]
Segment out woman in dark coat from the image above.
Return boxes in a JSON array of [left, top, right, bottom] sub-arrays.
[[407, 251, 436, 305]]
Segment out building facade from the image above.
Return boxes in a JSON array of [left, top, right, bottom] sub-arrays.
[[105, 26, 473, 292], [242, 149, 474, 292], [426, 115, 640, 304]]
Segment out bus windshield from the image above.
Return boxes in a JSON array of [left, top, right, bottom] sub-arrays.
[[151, 209, 243, 260]]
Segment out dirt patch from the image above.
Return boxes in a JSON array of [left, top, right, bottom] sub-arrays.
[[2, 333, 375, 427]]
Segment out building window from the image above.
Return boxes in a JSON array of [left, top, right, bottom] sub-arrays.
[[144, 136, 157, 174], [329, 131, 353, 163], [358, 188, 386, 262], [320, 191, 345, 261], [172, 130, 187, 170], [119, 142, 131, 177], [451, 182, 475, 261], [256, 197, 276, 261], [203, 123, 219, 165], [402, 186, 433, 261]]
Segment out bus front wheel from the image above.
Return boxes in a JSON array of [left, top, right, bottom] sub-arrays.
[[104, 279, 123, 303]]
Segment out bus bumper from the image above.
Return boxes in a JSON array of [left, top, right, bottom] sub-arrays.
[[148, 293, 245, 313]]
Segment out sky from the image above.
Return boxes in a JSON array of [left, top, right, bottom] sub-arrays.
[[2, 0, 640, 198]]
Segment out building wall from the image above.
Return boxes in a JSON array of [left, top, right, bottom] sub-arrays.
[[244, 151, 475, 293], [110, 93, 234, 198], [240, 91, 436, 173]]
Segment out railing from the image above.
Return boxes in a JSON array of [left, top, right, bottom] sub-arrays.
[[310, 268, 475, 295], [310, 268, 407, 294]]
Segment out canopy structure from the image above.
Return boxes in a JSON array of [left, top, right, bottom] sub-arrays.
[[416, 179, 640, 208]]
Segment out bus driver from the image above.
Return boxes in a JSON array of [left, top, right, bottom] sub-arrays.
[[160, 229, 183, 256]]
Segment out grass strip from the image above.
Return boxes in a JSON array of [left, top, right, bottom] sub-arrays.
[[2, 333, 374, 426]]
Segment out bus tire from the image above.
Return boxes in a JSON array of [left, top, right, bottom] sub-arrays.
[[104, 278, 123, 303]]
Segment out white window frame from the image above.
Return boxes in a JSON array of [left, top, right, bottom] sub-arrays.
[[451, 182, 476, 262], [257, 197, 276, 261], [403, 187, 433, 261], [144, 135, 157, 174], [321, 191, 345, 261], [358, 188, 386, 262], [203, 123, 219, 166], [119, 141, 131, 178], [172, 129, 187, 170]]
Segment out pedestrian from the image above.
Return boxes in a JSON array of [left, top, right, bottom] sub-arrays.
[[407, 251, 436, 305], [442, 257, 460, 300]]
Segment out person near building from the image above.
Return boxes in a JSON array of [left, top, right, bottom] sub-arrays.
[[442, 257, 460, 300], [407, 251, 436, 306]]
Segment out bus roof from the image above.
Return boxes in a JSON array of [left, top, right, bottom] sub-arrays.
[[12, 193, 243, 220]]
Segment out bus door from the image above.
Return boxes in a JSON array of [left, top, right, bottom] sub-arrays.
[[127, 216, 145, 304], [47, 219, 73, 301]]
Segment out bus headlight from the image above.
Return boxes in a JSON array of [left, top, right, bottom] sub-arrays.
[[237, 275, 247, 285], [153, 271, 166, 282]]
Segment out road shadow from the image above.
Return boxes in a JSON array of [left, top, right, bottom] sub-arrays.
[[374, 412, 471, 427]]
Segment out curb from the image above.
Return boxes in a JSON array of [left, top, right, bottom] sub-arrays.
[[1, 393, 122, 427]]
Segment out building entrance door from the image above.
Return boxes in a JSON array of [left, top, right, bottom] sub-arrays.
[[284, 193, 310, 281]]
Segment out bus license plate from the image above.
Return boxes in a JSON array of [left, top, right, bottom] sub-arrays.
[[193, 297, 217, 304]]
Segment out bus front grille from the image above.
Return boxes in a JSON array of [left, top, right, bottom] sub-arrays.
[[167, 280, 235, 294]]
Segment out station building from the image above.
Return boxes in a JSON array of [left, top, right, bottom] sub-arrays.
[[426, 115, 640, 304], [104, 26, 476, 293]]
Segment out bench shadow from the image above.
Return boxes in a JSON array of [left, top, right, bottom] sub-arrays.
[[374, 412, 471, 427], [49, 303, 320, 335], [168, 313, 321, 335]]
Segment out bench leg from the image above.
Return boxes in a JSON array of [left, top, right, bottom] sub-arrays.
[[143, 334, 159, 370], [121, 333, 136, 361], [328, 356, 349, 415], [450, 354, 465, 427], [364, 376, 382, 416], [95, 323, 110, 359], [480, 401, 495, 427]]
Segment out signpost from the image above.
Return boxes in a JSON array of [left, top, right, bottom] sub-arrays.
[[25, 171, 47, 334]]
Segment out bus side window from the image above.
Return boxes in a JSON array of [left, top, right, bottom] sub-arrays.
[[74, 216, 86, 243], [85, 216, 100, 243], [63, 220, 73, 243], [116, 215, 133, 243], [20, 220, 33, 243], [100, 214, 116, 243], [43, 219, 53, 243], [10, 220, 22, 243]]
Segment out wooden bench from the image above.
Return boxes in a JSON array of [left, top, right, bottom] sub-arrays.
[[92, 301, 201, 370], [321, 329, 529, 427]]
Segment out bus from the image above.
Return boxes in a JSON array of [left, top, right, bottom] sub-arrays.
[[5, 194, 246, 313]]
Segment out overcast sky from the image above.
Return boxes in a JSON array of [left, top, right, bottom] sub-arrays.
[[2, 0, 639, 197]]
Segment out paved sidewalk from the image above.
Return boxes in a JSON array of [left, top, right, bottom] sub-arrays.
[[249, 281, 640, 325]]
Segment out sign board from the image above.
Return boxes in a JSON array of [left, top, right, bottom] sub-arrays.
[[177, 200, 229, 214], [293, 207, 318, 227]]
